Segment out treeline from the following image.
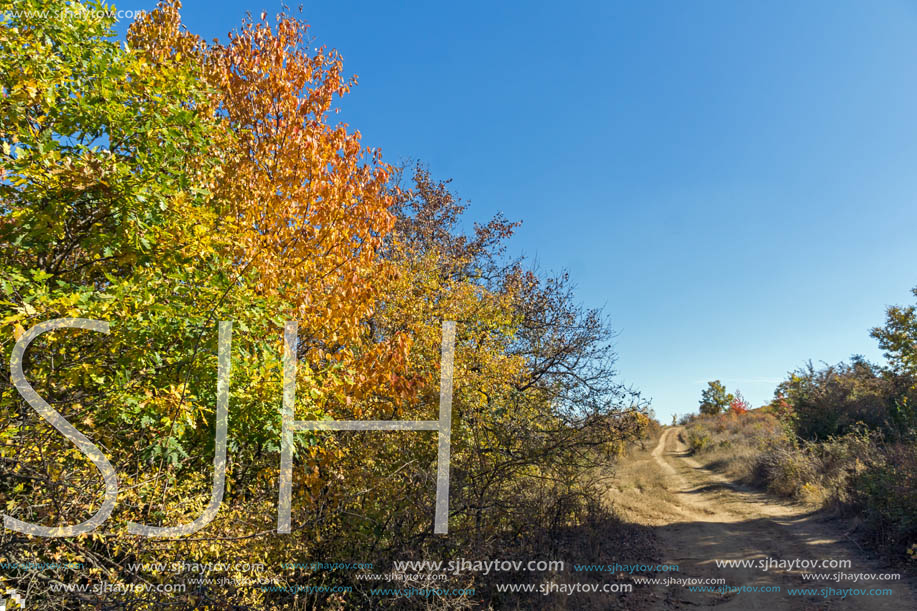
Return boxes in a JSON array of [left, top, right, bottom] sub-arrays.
[[0, 1, 650, 608], [684, 287, 917, 562]]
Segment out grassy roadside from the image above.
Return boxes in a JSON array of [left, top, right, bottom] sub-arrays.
[[602, 427, 684, 526], [681, 411, 917, 564]]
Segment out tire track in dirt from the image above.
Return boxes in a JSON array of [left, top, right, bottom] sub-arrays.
[[615, 427, 916, 610]]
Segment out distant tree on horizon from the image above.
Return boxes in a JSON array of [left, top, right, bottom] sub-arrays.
[[871, 285, 917, 377], [699, 380, 735, 415]]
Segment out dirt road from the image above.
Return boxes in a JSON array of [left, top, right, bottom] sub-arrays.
[[609, 427, 916, 610]]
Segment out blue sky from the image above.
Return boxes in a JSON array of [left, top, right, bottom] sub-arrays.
[[119, 0, 917, 422]]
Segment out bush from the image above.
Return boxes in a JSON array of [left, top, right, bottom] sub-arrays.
[[775, 360, 915, 441], [685, 412, 917, 560], [752, 445, 819, 498], [687, 430, 713, 453], [849, 442, 917, 556]]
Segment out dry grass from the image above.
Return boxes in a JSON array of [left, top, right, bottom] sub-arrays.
[[682, 411, 917, 560], [603, 432, 682, 525], [682, 412, 785, 487]]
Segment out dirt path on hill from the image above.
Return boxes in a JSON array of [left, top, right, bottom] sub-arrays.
[[608, 427, 916, 610]]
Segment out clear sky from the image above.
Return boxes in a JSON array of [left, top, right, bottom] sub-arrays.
[[119, 0, 917, 422]]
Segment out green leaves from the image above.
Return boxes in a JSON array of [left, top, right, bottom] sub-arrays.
[[699, 380, 734, 415], [1, 0, 226, 286], [871, 286, 917, 376], [1, 4, 647, 607]]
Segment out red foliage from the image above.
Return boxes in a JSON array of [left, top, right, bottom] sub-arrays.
[[729, 392, 750, 415]]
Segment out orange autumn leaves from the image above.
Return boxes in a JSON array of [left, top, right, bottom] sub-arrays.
[[128, 2, 415, 417], [2, 4, 650, 607]]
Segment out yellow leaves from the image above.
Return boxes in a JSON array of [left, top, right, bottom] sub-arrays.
[[11, 79, 40, 100], [199, 10, 407, 413]]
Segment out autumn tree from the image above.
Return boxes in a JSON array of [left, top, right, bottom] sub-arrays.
[[728, 391, 750, 415], [699, 380, 734, 415], [871, 286, 917, 377], [0, 0, 275, 606], [1, 3, 651, 607], [1, 0, 408, 605], [360, 164, 650, 561]]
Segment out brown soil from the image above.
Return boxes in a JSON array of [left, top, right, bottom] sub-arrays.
[[607, 427, 917, 610]]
